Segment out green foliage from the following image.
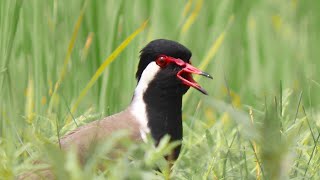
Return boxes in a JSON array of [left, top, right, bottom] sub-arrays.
[[1, 0, 320, 179]]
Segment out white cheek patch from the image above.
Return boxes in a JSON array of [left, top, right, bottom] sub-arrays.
[[130, 62, 160, 142]]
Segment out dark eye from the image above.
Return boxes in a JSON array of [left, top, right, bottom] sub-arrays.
[[156, 56, 168, 68]]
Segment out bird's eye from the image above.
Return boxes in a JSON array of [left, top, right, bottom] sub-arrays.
[[156, 56, 168, 68]]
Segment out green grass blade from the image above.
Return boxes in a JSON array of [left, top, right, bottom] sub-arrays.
[[65, 19, 149, 125]]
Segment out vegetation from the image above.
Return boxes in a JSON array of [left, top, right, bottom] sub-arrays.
[[0, 0, 319, 179]]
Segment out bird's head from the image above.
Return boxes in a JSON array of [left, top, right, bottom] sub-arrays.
[[136, 39, 212, 95]]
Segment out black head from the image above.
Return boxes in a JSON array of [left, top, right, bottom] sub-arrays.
[[135, 39, 212, 95], [136, 39, 192, 81]]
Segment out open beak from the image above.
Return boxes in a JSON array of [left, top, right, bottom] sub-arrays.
[[157, 55, 212, 95], [176, 63, 213, 95]]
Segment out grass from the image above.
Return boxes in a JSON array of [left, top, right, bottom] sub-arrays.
[[1, 0, 320, 179]]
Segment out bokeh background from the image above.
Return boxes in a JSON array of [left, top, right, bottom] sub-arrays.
[[1, 0, 320, 179]]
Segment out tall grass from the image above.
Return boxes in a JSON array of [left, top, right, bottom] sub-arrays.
[[1, 0, 320, 179]]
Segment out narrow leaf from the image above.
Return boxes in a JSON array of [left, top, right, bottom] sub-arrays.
[[66, 19, 149, 124]]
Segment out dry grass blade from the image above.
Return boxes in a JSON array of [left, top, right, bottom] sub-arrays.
[[198, 15, 234, 72], [182, 0, 193, 17], [48, 0, 89, 113], [183, 16, 234, 106], [181, 0, 203, 34], [25, 79, 34, 124], [249, 108, 262, 179], [65, 19, 149, 125]]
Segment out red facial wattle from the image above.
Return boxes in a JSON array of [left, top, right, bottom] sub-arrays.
[[156, 55, 212, 95]]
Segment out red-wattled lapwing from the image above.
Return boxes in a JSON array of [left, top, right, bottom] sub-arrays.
[[19, 39, 212, 179], [60, 39, 212, 160]]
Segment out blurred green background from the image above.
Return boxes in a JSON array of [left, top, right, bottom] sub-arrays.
[[1, 0, 320, 179]]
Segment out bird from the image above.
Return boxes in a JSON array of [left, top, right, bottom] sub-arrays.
[[19, 39, 212, 179]]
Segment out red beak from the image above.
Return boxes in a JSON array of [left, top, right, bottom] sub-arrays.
[[158, 55, 212, 95], [176, 63, 212, 95]]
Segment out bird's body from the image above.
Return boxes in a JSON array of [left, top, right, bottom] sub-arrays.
[[60, 107, 142, 163], [19, 39, 212, 179]]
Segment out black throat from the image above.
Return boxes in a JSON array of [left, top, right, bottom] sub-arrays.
[[143, 78, 185, 159]]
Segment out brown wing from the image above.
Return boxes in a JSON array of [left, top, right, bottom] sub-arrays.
[[59, 108, 142, 163], [17, 109, 142, 180]]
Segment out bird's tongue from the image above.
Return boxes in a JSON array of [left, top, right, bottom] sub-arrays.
[[177, 63, 212, 95]]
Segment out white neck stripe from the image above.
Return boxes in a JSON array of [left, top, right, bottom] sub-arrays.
[[130, 62, 160, 140]]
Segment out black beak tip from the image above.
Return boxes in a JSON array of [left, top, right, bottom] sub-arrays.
[[199, 87, 209, 95], [201, 72, 213, 79]]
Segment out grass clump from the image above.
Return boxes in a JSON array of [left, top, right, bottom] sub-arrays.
[[1, 0, 320, 179]]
